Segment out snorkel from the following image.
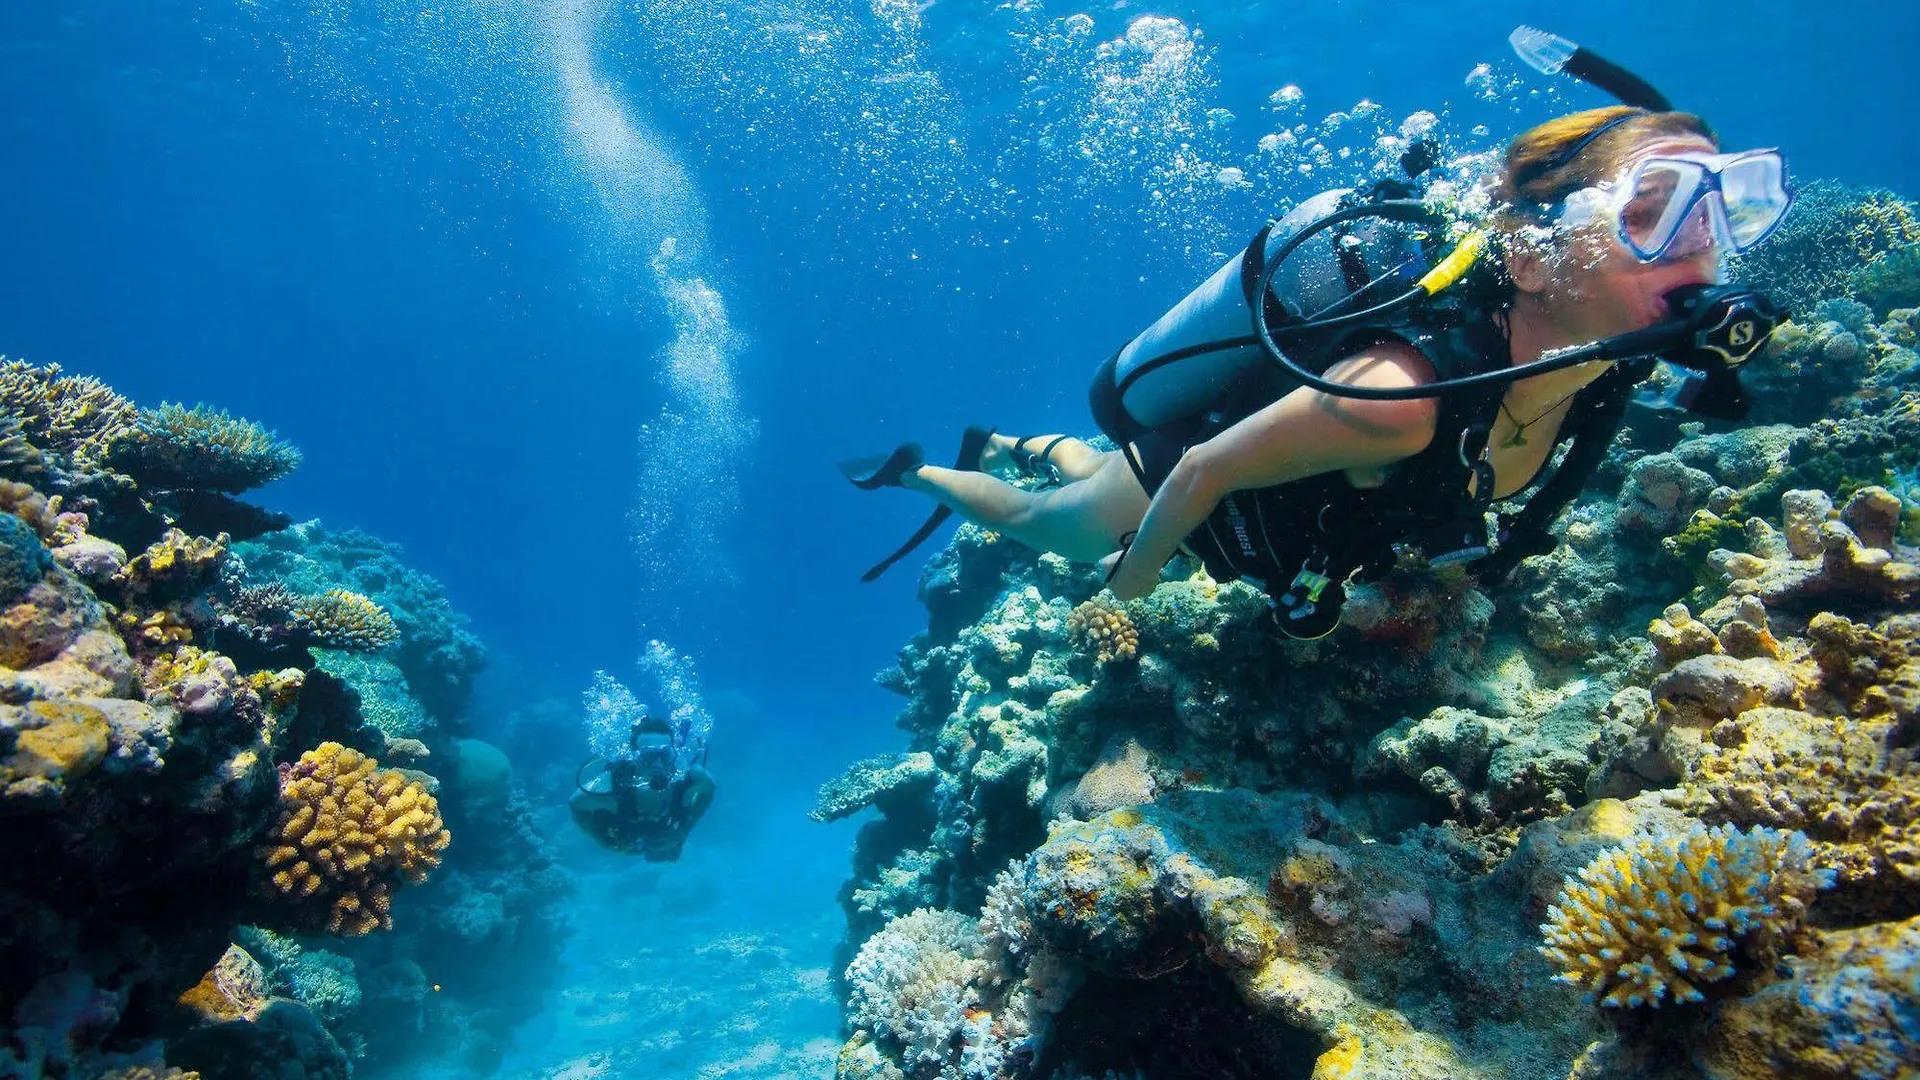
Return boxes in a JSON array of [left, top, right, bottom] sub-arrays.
[[1244, 26, 1785, 419]]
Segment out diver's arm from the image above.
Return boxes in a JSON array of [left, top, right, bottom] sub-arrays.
[[1106, 343, 1440, 600]]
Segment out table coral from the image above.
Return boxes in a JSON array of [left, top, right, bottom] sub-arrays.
[[259, 741, 450, 936], [112, 403, 302, 494], [1538, 824, 1832, 1008]]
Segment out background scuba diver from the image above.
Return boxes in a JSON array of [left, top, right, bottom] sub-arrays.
[[842, 28, 1791, 639], [570, 710, 716, 860]]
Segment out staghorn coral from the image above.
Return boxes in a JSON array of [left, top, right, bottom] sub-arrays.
[[219, 583, 400, 654], [1066, 595, 1138, 664], [0, 358, 140, 484], [1538, 824, 1832, 1008], [259, 741, 450, 936], [113, 403, 303, 494], [0, 412, 44, 476]]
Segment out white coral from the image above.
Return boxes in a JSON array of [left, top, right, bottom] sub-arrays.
[[846, 909, 988, 1073]]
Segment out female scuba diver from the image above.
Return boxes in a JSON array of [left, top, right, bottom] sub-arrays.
[[843, 28, 1792, 639]]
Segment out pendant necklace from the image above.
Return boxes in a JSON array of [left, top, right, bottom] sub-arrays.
[[1498, 389, 1582, 449]]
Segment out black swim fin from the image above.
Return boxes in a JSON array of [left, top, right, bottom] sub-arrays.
[[856, 426, 995, 582], [838, 442, 925, 490]]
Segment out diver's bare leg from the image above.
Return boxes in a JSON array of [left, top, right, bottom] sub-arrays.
[[981, 433, 1107, 482], [903, 450, 1147, 563]]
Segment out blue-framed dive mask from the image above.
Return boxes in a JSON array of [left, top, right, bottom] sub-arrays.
[[1557, 149, 1794, 262]]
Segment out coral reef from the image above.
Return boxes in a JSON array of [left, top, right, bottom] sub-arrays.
[[0, 357, 535, 1080], [259, 741, 451, 935], [827, 228, 1920, 1080], [112, 403, 303, 495], [233, 523, 486, 721], [1538, 824, 1831, 1008]]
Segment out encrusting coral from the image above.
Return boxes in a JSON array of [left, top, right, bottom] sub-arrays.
[[114, 528, 229, 602], [112, 403, 303, 495], [1066, 596, 1138, 664], [1538, 824, 1832, 1008], [259, 741, 450, 936]]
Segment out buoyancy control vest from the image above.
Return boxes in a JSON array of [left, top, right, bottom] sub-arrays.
[[1087, 186, 1647, 638]]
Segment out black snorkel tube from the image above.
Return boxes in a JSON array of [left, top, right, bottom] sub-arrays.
[[1246, 26, 1781, 420]]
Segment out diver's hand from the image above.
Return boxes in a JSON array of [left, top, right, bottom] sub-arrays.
[[1100, 549, 1157, 601]]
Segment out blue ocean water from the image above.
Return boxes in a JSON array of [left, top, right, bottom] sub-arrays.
[[2, 0, 1916, 1076]]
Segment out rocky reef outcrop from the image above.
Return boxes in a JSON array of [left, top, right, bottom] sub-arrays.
[[820, 188, 1920, 1080], [0, 358, 560, 1080]]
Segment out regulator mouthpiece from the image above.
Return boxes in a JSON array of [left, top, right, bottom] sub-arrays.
[[1651, 284, 1784, 421], [1661, 283, 1782, 373]]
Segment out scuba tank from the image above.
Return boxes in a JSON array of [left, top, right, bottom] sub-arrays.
[[1089, 186, 1457, 456]]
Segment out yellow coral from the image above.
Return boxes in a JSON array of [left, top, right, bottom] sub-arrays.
[[290, 589, 400, 652], [1539, 824, 1832, 1008], [0, 359, 140, 471], [115, 528, 228, 599], [260, 741, 450, 935], [1068, 595, 1139, 664], [1678, 611, 1920, 916]]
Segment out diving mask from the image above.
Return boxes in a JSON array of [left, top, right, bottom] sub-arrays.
[[1557, 149, 1794, 263]]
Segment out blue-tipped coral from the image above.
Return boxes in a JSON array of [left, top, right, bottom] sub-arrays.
[[115, 403, 302, 494], [1539, 824, 1834, 1008]]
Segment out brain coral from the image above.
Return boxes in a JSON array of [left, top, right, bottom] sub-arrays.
[[114, 403, 302, 494], [260, 742, 450, 936], [1539, 824, 1833, 1008]]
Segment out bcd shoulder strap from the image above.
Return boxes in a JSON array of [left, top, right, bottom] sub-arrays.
[[1473, 357, 1652, 584]]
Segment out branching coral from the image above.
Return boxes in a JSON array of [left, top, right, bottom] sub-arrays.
[[845, 908, 990, 1074], [292, 590, 399, 652], [1067, 596, 1138, 664], [0, 359, 140, 481], [1538, 824, 1832, 1008], [1730, 181, 1920, 315], [220, 583, 400, 653], [259, 742, 450, 936], [113, 403, 303, 494]]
